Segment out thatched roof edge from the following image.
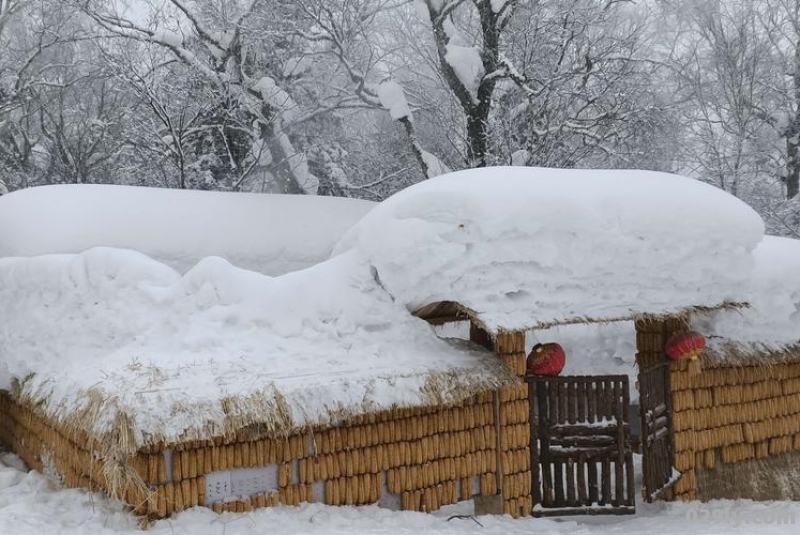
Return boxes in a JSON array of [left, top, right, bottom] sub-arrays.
[[413, 300, 748, 335], [5, 358, 518, 500], [701, 339, 800, 368]]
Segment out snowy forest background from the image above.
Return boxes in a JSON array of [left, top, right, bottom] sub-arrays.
[[1, 0, 800, 237]]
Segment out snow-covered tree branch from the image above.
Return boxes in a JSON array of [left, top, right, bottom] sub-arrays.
[[83, 0, 320, 194]]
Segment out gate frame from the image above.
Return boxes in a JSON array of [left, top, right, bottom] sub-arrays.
[[638, 360, 677, 501]]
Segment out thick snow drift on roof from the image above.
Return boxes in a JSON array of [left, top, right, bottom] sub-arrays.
[[335, 167, 765, 331], [692, 236, 800, 347], [0, 185, 374, 275], [0, 247, 509, 447]]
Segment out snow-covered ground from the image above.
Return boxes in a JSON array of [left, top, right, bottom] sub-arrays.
[[1, 451, 797, 535]]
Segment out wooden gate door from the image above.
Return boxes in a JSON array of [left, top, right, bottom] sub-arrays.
[[527, 375, 635, 516], [638, 362, 676, 501]]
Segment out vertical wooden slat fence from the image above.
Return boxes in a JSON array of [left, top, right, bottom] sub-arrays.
[[528, 375, 635, 516]]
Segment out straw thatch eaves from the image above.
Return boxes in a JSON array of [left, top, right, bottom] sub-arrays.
[[701, 339, 800, 368], [5, 346, 518, 462], [4, 357, 519, 505], [413, 300, 747, 335]]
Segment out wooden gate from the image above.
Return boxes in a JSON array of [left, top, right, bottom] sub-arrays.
[[638, 362, 675, 501], [527, 375, 635, 516]]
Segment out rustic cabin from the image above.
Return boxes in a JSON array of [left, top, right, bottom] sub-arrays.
[[0, 167, 797, 520]]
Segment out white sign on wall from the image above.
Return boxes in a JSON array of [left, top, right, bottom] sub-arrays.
[[204, 465, 280, 505]]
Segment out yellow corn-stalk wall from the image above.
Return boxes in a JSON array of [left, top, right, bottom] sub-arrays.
[[0, 392, 111, 496], [0, 330, 532, 520], [670, 359, 800, 501], [636, 317, 800, 502], [494, 330, 532, 516]]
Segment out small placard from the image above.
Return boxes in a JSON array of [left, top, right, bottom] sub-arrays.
[[205, 470, 232, 505], [204, 465, 279, 505], [230, 465, 279, 498]]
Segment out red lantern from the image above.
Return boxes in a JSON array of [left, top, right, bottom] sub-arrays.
[[665, 331, 706, 361], [527, 343, 566, 376]]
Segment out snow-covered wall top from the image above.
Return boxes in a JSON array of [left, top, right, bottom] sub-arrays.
[[692, 236, 800, 348], [335, 167, 766, 332], [0, 185, 375, 275]]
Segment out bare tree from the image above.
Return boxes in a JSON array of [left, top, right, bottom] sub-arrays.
[[84, 0, 322, 194], [1, 0, 114, 189], [753, 0, 800, 200], [415, 0, 519, 167], [1, 0, 44, 190], [388, 0, 667, 170], [293, 0, 451, 179], [662, 0, 777, 199]]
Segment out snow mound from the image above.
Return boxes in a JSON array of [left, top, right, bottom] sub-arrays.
[[0, 185, 374, 275], [0, 247, 509, 446], [335, 167, 765, 331], [0, 167, 775, 446], [693, 236, 800, 347]]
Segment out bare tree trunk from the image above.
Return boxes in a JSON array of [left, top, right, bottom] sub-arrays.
[[398, 117, 430, 178], [469, 0, 501, 167], [466, 114, 489, 167], [787, 133, 800, 199], [259, 106, 304, 194], [788, 44, 800, 199], [424, 0, 505, 168]]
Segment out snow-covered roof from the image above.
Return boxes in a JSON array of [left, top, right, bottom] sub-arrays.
[[335, 166, 765, 332], [0, 185, 375, 275], [692, 236, 800, 361], [0, 185, 513, 455], [0, 167, 776, 457], [0, 248, 513, 454]]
